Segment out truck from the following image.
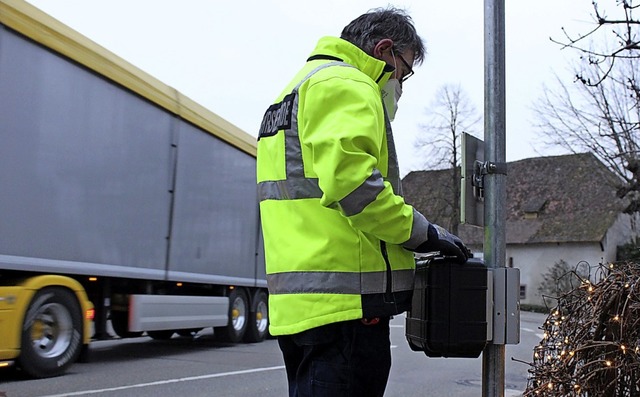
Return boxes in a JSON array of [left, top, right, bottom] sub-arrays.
[[0, 0, 268, 378]]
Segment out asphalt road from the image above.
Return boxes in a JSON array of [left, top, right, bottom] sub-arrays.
[[0, 311, 547, 397]]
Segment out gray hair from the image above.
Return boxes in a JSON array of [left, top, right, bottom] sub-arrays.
[[340, 6, 426, 65]]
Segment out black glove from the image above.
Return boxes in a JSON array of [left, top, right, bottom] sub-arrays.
[[415, 223, 470, 264]]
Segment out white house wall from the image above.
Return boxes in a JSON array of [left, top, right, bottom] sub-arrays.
[[501, 213, 639, 308], [604, 212, 640, 260], [507, 242, 609, 307]]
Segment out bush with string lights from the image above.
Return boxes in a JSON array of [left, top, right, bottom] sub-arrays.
[[523, 261, 640, 396]]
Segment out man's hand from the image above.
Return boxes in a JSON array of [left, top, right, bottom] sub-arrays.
[[414, 224, 470, 264]]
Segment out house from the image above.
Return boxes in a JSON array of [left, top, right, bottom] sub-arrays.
[[402, 153, 639, 307]]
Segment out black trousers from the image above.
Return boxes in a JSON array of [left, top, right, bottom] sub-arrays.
[[277, 317, 391, 397]]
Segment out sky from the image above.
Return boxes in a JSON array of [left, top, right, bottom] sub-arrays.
[[24, 0, 599, 177]]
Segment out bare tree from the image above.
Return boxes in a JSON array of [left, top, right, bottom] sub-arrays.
[[540, 0, 640, 215], [534, 56, 640, 214], [552, 0, 639, 85], [415, 84, 481, 233]]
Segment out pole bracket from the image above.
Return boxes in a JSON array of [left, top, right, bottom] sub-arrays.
[[471, 161, 508, 199]]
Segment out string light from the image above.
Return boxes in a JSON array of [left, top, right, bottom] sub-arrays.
[[523, 261, 639, 396]]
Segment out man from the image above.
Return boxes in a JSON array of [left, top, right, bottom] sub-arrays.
[[257, 7, 470, 397]]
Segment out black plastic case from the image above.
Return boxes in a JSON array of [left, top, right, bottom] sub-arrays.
[[405, 256, 488, 358]]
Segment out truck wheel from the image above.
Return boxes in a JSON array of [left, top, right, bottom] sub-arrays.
[[214, 288, 248, 343], [244, 290, 269, 343], [18, 287, 83, 378]]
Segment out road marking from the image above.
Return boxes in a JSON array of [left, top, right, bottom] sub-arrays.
[[390, 324, 404, 328], [39, 365, 285, 397]]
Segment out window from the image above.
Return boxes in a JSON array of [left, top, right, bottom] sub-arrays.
[[519, 285, 527, 300]]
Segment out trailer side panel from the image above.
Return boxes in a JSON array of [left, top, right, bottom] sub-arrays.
[[0, 25, 172, 273]]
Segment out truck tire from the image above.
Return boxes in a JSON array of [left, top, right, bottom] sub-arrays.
[[214, 288, 248, 343], [244, 290, 269, 343], [18, 287, 83, 378]]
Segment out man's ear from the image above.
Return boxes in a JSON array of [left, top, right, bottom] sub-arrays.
[[372, 38, 394, 58]]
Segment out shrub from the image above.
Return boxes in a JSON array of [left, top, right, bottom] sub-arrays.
[[524, 261, 640, 396]]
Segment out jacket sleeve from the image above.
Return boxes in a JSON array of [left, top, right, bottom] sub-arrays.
[[301, 75, 430, 247]]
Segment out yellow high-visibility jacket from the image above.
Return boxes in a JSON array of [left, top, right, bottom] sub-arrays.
[[257, 36, 430, 336]]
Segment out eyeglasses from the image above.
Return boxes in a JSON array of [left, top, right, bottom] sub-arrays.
[[395, 52, 414, 84]]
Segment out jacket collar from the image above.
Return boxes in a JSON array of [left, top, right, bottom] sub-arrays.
[[307, 36, 394, 88]]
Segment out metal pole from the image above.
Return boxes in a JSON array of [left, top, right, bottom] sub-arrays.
[[482, 0, 507, 396]]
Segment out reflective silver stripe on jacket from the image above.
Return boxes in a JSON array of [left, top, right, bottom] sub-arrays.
[[405, 208, 430, 250], [258, 178, 322, 200], [339, 169, 385, 216], [267, 269, 415, 295]]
